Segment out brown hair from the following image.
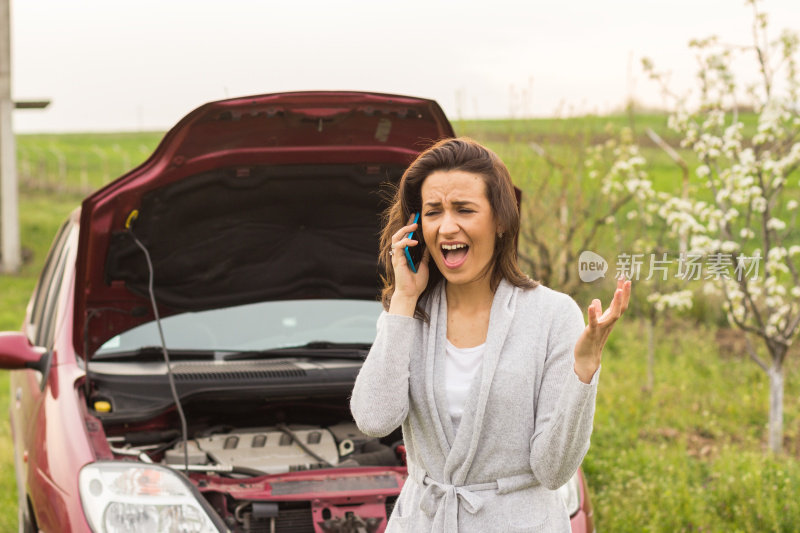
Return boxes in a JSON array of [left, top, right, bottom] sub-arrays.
[[379, 137, 538, 319]]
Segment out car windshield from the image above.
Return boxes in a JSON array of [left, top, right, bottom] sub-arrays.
[[95, 299, 384, 356]]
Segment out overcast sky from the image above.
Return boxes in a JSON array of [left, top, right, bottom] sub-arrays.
[[9, 0, 799, 133]]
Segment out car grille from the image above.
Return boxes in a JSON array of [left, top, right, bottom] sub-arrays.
[[240, 498, 395, 533], [271, 475, 398, 495], [244, 504, 314, 533], [172, 361, 306, 381]]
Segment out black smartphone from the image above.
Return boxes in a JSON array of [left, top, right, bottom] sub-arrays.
[[404, 212, 423, 273]]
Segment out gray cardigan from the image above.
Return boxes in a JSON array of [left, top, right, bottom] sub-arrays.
[[350, 279, 599, 532]]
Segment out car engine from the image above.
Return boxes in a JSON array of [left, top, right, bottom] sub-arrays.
[[160, 422, 396, 475], [91, 359, 405, 532]]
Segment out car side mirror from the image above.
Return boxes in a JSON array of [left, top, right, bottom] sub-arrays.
[[0, 332, 48, 373]]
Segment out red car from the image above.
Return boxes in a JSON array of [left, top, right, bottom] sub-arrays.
[[1, 91, 594, 533]]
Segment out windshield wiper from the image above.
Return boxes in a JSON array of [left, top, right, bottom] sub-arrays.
[[92, 347, 220, 362], [223, 341, 371, 361]]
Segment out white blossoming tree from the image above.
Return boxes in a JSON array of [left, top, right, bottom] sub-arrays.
[[627, 228, 695, 391], [616, 146, 694, 392], [520, 127, 653, 296], [644, 1, 800, 453], [520, 125, 680, 390]]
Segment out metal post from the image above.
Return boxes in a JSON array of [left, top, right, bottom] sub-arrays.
[[0, 0, 21, 273]]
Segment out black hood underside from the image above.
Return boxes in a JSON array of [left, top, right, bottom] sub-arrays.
[[105, 164, 402, 312]]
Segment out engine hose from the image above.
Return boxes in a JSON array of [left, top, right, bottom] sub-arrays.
[[229, 465, 269, 477], [276, 423, 334, 468], [205, 451, 269, 478]]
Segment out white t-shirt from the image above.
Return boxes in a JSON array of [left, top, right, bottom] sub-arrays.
[[444, 339, 486, 431]]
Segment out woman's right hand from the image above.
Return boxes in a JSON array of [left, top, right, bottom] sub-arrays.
[[388, 216, 430, 317]]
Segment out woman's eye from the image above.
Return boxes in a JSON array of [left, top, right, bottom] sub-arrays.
[[423, 210, 439, 217], [458, 209, 474, 214]]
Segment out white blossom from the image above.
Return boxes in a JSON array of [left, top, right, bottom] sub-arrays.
[[721, 241, 740, 253], [766, 218, 787, 231], [690, 235, 714, 252], [724, 208, 739, 221], [739, 148, 756, 167], [647, 290, 693, 312], [752, 197, 768, 212], [767, 247, 788, 262], [703, 283, 722, 296]]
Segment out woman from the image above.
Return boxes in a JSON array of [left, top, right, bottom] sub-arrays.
[[350, 138, 630, 532]]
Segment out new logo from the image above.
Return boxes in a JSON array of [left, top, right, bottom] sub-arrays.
[[578, 251, 608, 282]]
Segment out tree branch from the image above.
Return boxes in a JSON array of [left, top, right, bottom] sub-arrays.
[[785, 254, 800, 288], [736, 272, 768, 336], [783, 311, 800, 344], [577, 192, 635, 253], [751, 1, 772, 99], [744, 333, 769, 372], [720, 271, 771, 348]]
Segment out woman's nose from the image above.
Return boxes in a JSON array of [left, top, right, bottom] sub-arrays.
[[439, 211, 459, 236]]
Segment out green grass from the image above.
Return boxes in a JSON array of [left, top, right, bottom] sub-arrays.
[[455, 112, 760, 147], [16, 132, 162, 192], [0, 191, 83, 329], [2, 118, 799, 531], [587, 319, 800, 532]]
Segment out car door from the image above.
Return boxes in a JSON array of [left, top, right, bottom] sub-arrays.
[[10, 219, 76, 530]]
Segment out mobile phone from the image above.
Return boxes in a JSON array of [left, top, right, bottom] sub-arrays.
[[404, 212, 423, 273]]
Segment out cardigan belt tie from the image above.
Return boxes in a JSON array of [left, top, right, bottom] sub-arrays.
[[418, 474, 495, 531], [412, 464, 539, 531]]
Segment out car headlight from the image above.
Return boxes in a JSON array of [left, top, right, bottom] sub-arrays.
[[79, 462, 225, 533], [557, 471, 582, 516]]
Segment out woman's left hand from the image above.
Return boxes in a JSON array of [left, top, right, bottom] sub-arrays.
[[573, 276, 632, 383]]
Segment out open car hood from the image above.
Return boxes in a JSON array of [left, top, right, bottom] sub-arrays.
[[75, 91, 454, 357]]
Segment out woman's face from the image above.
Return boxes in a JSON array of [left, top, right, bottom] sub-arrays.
[[420, 169, 499, 288]]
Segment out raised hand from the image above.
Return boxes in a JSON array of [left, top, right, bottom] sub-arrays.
[[573, 275, 632, 383]]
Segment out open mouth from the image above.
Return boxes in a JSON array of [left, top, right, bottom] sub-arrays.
[[441, 243, 469, 268]]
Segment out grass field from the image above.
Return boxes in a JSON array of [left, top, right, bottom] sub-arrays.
[[16, 132, 161, 193], [2, 117, 799, 532], [588, 320, 800, 531]]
